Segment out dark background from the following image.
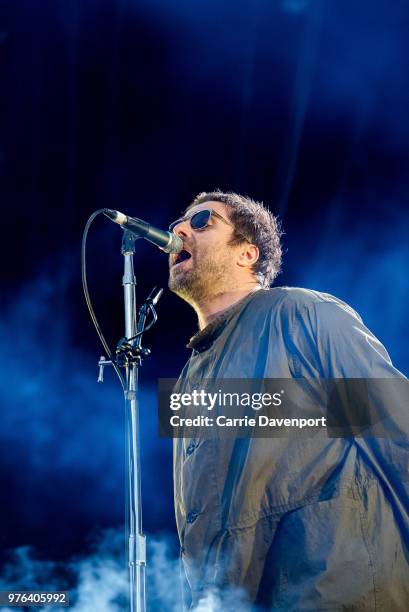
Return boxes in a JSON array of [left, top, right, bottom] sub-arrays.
[[0, 0, 408, 579]]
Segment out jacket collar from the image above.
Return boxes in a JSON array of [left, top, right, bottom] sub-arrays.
[[187, 289, 262, 352]]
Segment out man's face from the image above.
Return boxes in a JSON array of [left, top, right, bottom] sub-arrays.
[[168, 201, 241, 304]]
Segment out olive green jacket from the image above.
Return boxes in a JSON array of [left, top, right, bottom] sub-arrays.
[[173, 287, 409, 610]]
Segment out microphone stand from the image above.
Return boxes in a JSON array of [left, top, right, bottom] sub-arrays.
[[98, 230, 162, 612], [122, 230, 146, 612]]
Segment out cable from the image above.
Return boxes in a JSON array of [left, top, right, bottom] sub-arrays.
[[81, 210, 126, 391], [126, 304, 158, 343]]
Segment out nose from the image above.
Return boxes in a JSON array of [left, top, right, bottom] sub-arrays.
[[173, 218, 191, 238]]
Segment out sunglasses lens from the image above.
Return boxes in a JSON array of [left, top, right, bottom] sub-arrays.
[[190, 209, 211, 230], [169, 209, 212, 232]]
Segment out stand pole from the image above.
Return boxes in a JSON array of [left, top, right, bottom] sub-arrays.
[[122, 233, 146, 612]]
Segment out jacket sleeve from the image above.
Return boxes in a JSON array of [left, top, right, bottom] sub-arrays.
[[306, 299, 409, 546], [309, 299, 405, 379]]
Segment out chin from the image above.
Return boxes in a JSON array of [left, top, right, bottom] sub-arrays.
[[168, 274, 190, 294], [169, 273, 201, 302]]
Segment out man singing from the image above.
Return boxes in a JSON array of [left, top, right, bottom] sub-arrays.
[[168, 190, 409, 610]]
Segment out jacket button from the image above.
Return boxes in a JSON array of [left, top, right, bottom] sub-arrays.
[[186, 443, 196, 456], [186, 510, 200, 524]]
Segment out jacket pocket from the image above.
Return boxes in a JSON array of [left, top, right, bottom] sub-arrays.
[[261, 494, 376, 610]]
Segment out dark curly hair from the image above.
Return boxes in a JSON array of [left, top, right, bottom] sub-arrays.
[[187, 190, 283, 287]]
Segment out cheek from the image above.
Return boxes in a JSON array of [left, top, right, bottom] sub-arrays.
[[210, 248, 236, 270], [196, 238, 235, 267], [201, 245, 224, 261]]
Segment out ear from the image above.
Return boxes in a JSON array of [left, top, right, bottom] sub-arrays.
[[236, 243, 259, 269]]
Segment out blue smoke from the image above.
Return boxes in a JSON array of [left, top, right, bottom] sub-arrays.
[[0, 526, 256, 611], [0, 528, 182, 611], [0, 269, 174, 557], [288, 209, 409, 373]]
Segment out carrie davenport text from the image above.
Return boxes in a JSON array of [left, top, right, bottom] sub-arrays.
[[169, 415, 327, 429]]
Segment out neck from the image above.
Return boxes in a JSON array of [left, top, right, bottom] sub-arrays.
[[194, 282, 261, 330]]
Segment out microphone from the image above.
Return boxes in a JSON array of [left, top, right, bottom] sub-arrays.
[[103, 209, 183, 254]]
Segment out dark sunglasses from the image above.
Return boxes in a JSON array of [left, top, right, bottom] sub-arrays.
[[169, 208, 249, 242]]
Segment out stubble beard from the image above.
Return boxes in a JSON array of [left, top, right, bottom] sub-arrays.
[[168, 247, 234, 306]]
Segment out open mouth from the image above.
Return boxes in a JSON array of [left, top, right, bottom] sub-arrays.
[[173, 249, 192, 267]]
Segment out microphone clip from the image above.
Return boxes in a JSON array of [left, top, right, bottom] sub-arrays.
[[97, 286, 162, 381], [115, 338, 151, 367]]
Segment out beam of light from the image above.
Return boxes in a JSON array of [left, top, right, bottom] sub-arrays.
[[281, 0, 310, 14], [275, 0, 324, 217]]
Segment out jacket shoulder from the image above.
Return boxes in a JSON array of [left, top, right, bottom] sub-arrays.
[[254, 286, 363, 322]]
